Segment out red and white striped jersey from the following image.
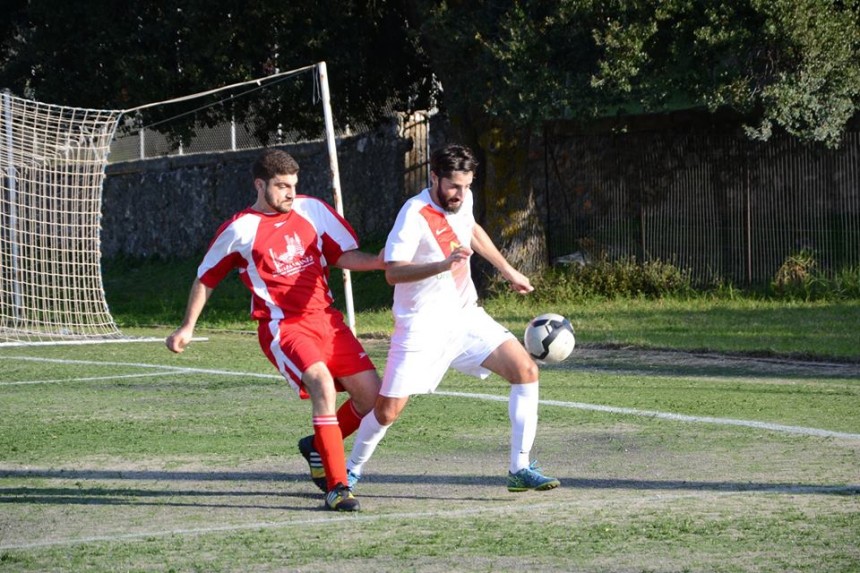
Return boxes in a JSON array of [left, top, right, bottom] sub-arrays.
[[197, 195, 359, 320], [384, 187, 478, 341]]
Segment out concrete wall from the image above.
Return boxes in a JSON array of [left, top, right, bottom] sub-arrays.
[[102, 119, 415, 258]]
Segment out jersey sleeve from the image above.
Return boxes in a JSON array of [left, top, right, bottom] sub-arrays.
[[197, 213, 253, 288], [295, 196, 359, 266], [385, 200, 422, 263]]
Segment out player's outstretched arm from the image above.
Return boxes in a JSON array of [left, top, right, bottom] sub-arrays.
[[471, 224, 534, 294], [166, 278, 213, 353], [335, 248, 386, 272]]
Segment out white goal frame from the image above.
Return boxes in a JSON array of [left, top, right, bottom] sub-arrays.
[[0, 61, 354, 346]]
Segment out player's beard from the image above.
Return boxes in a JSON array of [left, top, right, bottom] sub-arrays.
[[442, 198, 461, 213], [266, 189, 294, 214], [432, 183, 462, 213]]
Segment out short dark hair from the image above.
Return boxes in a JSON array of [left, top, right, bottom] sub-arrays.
[[430, 144, 478, 180], [252, 149, 300, 181]]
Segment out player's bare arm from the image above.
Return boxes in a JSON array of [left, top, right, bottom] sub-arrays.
[[470, 224, 534, 294], [166, 278, 212, 353], [384, 246, 473, 285], [334, 249, 386, 272]]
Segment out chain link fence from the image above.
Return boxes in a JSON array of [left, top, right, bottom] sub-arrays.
[[544, 122, 860, 286]]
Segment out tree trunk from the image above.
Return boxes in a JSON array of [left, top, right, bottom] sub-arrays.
[[468, 122, 548, 288]]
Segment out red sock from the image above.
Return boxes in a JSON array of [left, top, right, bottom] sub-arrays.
[[337, 399, 364, 439], [313, 415, 347, 491]]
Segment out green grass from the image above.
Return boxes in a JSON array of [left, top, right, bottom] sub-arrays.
[[486, 296, 860, 360], [103, 256, 860, 360], [1, 332, 858, 571]]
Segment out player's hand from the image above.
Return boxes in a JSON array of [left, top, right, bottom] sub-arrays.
[[446, 245, 473, 272], [506, 268, 534, 294], [165, 326, 193, 354]]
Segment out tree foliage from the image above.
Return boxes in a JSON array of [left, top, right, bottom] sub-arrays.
[[2, 1, 857, 145], [418, 0, 860, 147], [0, 0, 435, 141]]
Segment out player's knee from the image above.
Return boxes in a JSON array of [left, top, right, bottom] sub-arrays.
[[374, 397, 404, 426], [508, 357, 539, 384], [522, 358, 539, 381], [349, 372, 382, 414]]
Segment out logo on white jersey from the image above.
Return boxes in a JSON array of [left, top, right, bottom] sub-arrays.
[[270, 232, 314, 276]]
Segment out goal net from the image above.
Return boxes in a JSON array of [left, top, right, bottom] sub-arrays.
[[0, 91, 126, 345], [0, 62, 353, 345]]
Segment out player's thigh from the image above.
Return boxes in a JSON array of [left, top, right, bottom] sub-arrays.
[[382, 341, 454, 397], [450, 307, 519, 379], [481, 338, 538, 383]]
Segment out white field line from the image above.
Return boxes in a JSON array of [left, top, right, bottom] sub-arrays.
[[2, 356, 858, 440], [1, 484, 857, 551], [437, 391, 860, 440], [0, 371, 178, 385], [0, 355, 282, 382]]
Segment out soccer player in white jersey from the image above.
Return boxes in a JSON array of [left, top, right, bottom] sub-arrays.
[[346, 143, 559, 493], [166, 149, 383, 512]]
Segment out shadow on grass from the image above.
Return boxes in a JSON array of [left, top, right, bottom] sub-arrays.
[[1, 469, 856, 506]]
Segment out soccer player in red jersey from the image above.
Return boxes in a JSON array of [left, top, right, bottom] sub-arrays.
[[166, 148, 382, 512]]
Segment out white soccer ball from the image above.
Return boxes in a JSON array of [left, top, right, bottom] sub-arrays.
[[523, 313, 575, 363]]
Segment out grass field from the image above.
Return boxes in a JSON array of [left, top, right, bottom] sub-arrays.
[[1, 323, 858, 572]]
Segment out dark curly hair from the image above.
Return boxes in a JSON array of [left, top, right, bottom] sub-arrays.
[[252, 148, 300, 181], [430, 144, 478, 179]]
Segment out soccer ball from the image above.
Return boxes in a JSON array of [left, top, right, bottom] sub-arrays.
[[523, 313, 575, 363]]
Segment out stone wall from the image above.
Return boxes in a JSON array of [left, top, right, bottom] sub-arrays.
[[102, 119, 415, 258]]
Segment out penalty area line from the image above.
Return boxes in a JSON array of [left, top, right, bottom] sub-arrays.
[[2, 356, 856, 440], [0, 355, 282, 381], [0, 371, 178, 386], [435, 390, 860, 441]]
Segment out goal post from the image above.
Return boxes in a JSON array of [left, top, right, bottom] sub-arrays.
[[317, 61, 356, 334], [0, 61, 356, 345]]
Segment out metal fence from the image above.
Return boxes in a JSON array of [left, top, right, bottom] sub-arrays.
[[109, 117, 337, 163], [544, 126, 860, 285], [108, 103, 419, 164]]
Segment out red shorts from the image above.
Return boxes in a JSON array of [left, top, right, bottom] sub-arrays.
[[257, 308, 375, 399]]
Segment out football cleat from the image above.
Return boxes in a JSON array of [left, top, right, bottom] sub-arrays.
[[298, 435, 327, 492], [507, 461, 560, 492], [325, 483, 360, 512], [347, 469, 361, 490]]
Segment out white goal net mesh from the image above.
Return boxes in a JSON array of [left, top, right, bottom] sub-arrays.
[[0, 91, 125, 345]]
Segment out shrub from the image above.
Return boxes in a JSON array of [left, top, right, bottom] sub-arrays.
[[519, 256, 692, 301], [770, 250, 860, 301]]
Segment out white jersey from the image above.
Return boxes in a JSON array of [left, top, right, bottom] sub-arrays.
[[384, 187, 478, 344]]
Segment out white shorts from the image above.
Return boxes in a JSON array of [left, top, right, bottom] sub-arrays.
[[381, 306, 516, 398]]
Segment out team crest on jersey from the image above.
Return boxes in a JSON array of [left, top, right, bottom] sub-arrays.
[[269, 232, 314, 276]]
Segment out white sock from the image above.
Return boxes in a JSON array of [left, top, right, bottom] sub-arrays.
[[509, 381, 539, 474], [347, 410, 391, 477]]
